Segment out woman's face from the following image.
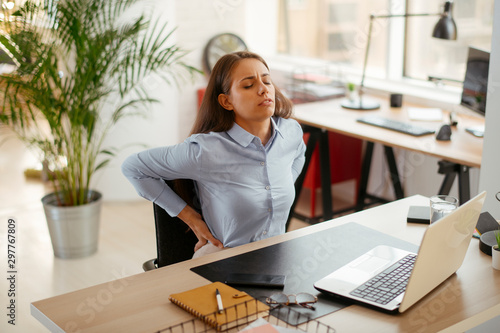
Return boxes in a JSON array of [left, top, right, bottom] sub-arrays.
[[218, 58, 275, 130]]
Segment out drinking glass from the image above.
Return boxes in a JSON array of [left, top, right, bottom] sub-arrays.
[[430, 195, 458, 224]]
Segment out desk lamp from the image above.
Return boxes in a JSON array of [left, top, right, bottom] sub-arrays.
[[341, 1, 457, 110]]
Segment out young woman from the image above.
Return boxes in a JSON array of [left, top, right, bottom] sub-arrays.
[[122, 51, 306, 257]]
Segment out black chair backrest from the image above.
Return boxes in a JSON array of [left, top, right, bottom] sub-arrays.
[[152, 203, 198, 267]]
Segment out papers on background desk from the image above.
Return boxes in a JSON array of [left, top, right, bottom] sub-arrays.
[[407, 107, 443, 121]]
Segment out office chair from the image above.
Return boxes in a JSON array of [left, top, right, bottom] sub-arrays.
[[142, 180, 198, 271]]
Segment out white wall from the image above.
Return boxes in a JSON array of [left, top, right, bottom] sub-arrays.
[[245, 0, 279, 57], [95, 1, 181, 201], [478, 1, 500, 218], [175, 0, 248, 141]]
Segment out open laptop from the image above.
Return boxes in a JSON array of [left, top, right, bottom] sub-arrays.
[[314, 191, 486, 313]]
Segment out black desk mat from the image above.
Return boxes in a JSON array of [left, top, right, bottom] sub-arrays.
[[191, 222, 419, 324]]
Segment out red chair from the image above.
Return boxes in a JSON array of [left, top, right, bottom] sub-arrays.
[[301, 131, 362, 218]]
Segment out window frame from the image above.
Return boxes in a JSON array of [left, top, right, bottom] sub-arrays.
[[258, 0, 468, 107]]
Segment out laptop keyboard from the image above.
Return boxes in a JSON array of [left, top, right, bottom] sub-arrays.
[[350, 254, 417, 305], [357, 115, 435, 136]]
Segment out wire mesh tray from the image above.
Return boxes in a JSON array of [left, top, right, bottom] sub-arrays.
[[157, 301, 336, 333]]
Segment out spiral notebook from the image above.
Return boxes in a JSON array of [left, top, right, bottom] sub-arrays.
[[169, 281, 269, 331]]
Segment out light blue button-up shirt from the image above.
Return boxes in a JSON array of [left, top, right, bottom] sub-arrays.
[[122, 116, 306, 248]]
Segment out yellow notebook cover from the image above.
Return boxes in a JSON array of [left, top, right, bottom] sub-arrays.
[[169, 281, 269, 331]]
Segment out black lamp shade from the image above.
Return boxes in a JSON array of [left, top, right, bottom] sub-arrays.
[[432, 1, 457, 40]]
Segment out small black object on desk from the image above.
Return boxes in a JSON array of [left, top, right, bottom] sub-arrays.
[[480, 231, 498, 256], [390, 93, 403, 107], [477, 211, 500, 256], [436, 124, 452, 141], [407, 206, 430, 224], [476, 211, 499, 235]]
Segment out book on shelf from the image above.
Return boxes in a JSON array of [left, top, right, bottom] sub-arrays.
[[169, 281, 269, 331]]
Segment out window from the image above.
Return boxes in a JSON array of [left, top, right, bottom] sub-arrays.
[[278, 0, 494, 87], [278, 0, 388, 72], [405, 0, 493, 84]]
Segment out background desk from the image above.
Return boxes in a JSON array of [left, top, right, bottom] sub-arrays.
[[31, 195, 500, 333], [292, 97, 484, 221]]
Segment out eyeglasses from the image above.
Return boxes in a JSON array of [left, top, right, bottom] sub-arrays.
[[265, 292, 318, 310]]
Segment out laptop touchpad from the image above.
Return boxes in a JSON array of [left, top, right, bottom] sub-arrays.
[[351, 255, 390, 274]]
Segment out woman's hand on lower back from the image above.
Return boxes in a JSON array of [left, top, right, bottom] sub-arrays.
[[177, 205, 223, 252]]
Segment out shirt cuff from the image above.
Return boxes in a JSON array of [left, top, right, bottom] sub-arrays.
[[153, 184, 187, 217]]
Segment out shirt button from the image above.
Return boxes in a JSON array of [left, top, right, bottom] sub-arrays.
[[268, 208, 272, 212], [263, 230, 268, 235], [265, 186, 270, 190], [260, 161, 265, 166]]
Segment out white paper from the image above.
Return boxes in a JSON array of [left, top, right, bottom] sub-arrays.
[[407, 107, 443, 121], [239, 318, 298, 333]]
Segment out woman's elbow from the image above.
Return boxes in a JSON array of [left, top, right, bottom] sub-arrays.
[[121, 154, 139, 179]]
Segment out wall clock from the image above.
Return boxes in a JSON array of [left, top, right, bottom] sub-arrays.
[[202, 33, 247, 74]]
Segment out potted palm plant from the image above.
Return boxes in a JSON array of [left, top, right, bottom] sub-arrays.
[[0, 0, 198, 258]]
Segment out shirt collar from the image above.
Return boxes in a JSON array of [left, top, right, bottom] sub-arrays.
[[227, 117, 284, 147]]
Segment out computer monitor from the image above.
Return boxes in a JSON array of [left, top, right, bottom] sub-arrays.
[[460, 46, 490, 117]]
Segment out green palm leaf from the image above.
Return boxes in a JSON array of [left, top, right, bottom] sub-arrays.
[[1, 0, 200, 206]]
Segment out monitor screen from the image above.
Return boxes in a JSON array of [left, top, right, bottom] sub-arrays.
[[460, 47, 490, 116]]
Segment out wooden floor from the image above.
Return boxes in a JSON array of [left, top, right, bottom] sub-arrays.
[[0, 133, 356, 332]]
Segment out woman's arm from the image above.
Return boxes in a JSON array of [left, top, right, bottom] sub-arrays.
[[121, 143, 223, 249], [121, 148, 188, 217]]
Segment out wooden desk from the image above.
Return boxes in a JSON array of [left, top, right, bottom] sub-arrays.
[[31, 195, 500, 333], [291, 97, 484, 221]]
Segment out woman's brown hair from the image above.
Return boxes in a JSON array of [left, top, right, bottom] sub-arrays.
[[190, 51, 293, 135]]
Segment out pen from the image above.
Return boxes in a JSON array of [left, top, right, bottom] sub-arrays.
[[215, 288, 224, 314]]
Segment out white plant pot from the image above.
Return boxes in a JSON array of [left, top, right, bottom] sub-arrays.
[[492, 245, 500, 270], [42, 190, 102, 259]]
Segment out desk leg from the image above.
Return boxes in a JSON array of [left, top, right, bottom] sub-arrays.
[[437, 161, 470, 204], [458, 165, 471, 203], [384, 146, 404, 200], [318, 129, 333, 221], [356, 143, 404, 211], [438, 164, 456, 196], [356, 141, 374, 210]]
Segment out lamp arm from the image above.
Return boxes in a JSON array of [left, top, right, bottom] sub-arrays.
[[359, 12, 442, 96], [359, 15, 375, 97], [371, 13, 441, 19]]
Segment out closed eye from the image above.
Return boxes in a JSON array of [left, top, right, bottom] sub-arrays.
[[240, 73, 272, 88], [244, 81, 271, 89]]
